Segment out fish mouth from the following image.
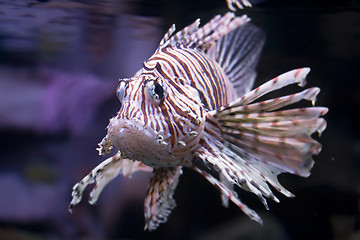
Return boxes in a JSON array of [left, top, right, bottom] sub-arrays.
[[106, 117, 180, 167]]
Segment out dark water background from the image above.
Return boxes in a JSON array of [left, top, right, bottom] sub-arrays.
[[0, 0, 359, 239]]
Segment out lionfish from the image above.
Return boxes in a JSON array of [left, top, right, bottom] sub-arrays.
[[69, 12, 327, 230]]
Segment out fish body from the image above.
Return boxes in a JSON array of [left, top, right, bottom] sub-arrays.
[[69, 12, 327, 231], [108, 47, 236, 168]]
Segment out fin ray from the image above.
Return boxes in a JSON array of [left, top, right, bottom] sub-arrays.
[[191, 164, 263, 224], [144, 167, 182, 231], [196, 68, 327, 218], [227, 0, 253, 11], [212, 68, 327, 177], [158, 12, 264, 97], [68, 152, 152, 213], [214, 22, 265, 96], [224, 68, 310, 109]]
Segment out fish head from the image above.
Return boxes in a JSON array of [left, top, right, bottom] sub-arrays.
[[106, 74, 205, 167]]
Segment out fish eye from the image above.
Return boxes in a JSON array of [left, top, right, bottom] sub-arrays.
[[116, 79, 129, 105], [146, 80, 166, 103], [154, 82, 164, 100]]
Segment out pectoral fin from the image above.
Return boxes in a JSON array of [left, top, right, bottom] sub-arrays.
[[215, 68, 328, 177], [195, 68, 327, 222], [69, 152, 152, 213]]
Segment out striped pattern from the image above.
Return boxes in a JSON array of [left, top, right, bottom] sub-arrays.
[[111, 14, 250, 165], [160, 13, 250, 51], [191, 164, 262, 223], [144, 45, 232, 110], [197, 68, 327, 221], [69, 12, 327, 231], [112, 45, 233, 165], [226, 0, 252, 11], [214, 68, 327, 176], [69, 152, 152, 213], [144, 166, 182, 231]]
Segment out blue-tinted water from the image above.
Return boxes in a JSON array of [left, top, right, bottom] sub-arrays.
[[0, 0, 359, 239]]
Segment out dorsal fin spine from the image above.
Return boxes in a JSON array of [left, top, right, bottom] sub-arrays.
[[159, 24, 176, 48]]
